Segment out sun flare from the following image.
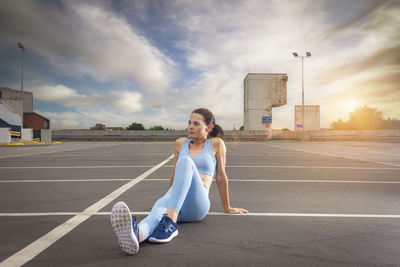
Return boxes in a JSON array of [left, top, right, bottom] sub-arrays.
[[346, 100, 358, 112]]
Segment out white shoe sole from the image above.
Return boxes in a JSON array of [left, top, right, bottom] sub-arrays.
[[110, 201, 139, 255], [148, 229, 179, 243]]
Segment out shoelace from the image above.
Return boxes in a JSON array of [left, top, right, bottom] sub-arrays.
[[154, 217, 170, 232]]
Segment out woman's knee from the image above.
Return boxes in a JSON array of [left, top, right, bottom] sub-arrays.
[[180, 202, 210, 222], [181, 209, 208, 222], [177, 155, 194, 166]]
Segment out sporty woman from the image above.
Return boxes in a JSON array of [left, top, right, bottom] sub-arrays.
[[110, 108, 248, 254]]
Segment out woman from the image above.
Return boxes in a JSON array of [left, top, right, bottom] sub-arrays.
[[110, 108, 248, 255]]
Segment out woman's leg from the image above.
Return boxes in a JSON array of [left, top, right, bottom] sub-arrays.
[[137, 189, 172, 242], [166, 155, 209, 222], [178, 180, 210, 222], [139, 155, 209, 241]]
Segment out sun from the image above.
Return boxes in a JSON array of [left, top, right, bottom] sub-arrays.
[[346, 100, 358, 112]]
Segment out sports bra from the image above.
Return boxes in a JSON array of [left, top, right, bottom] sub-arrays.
[[178, 138, 217, 177]]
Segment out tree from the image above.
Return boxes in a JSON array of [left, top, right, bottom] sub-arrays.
[[126, 122, 145, 130], [330, 106, 399, 130], [239, 126, 244, 131], [149, 125, 164, 131]]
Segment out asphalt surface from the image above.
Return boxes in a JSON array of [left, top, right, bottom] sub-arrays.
[[1, 140, 400, 266]]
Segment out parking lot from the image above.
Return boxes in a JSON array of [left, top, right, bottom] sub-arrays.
[[1, 140, 400, 266]]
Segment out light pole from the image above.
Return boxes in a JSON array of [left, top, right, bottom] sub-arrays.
[[292, 51, 311, 141], [17, 42, 26, 130]]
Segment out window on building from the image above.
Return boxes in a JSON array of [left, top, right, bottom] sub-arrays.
[[0, 91, 2, 99]]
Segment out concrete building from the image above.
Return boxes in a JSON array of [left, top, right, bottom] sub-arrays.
[[244, 73, 288, 131], [0, 101, 21, 131], [0, 87, 50, 140], [294, 105, 320, 131], [24, 112, 50, 139], [0, 87, 33, 122]]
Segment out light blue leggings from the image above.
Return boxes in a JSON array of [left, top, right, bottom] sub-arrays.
[[138, 155, 210, 241]]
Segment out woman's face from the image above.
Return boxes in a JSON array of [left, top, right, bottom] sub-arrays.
[[188, 113, 212, 140]]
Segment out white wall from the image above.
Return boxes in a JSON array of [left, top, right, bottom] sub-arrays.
[[0, 102, 21, 126], [21, 128, 33, 141], [41, 129, 52, 142], [0, 128, 11, 142]]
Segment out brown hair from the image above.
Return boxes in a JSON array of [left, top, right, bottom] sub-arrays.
[[192, 108, 224, 140]]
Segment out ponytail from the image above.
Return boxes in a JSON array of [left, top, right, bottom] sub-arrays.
[[209, 123, 224, 140]]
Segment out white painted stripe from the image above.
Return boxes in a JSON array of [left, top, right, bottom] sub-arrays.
[[225, 166, 400, 170], [2, 178, 400, 184], [0, 212, 80, 216], [161, 165, 400, 170], [375, 162, 400, 167], [145, 179, 400, 184], [0, 166, 154, 169], [0, 144, 117, 159], [267, 144, 400, 169], [0, 154, 174, 267], [1, 165, 398, 170], [45, 153, 173, 156], [369, 151, 400, 157], [1, 212, 400, 219], [0, 179, 133, 183]]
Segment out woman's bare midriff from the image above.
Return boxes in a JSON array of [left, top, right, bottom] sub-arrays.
[[200, 173, 213, 191]]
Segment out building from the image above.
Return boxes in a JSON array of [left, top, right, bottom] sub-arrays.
[[0, 87, 33, 122], [244, 73, 288, 131], [0, 87, 50, 139], [23, 112, 50, 139], [294, 105, 320, 131]]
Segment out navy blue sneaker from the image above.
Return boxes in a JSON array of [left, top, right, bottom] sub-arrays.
[[111, 201, 140, 254], [148, 214, 178, 243]]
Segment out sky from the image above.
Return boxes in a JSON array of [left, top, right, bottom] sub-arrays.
[[0, 0, 399, 130]]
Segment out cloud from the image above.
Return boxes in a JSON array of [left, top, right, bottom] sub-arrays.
[[2, 0, 399, 130], [110, 91, 142, 113], [33, 84, 143, 115], [161, 0, 400, 129], [0, 0, 176, 95], [33, 85, 89, 108]]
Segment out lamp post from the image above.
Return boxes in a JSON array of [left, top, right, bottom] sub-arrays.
[[292, 51, 311, 141], [17, 42, 26, 129]]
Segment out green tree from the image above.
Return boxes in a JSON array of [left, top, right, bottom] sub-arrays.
[[126, 122, 145, 130], [330, 106, 398, 130], [239, 126, 244, 130], [149, 125, 164, 131]]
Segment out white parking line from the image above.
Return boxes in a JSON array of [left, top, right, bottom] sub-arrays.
[[1, 212, 400, 219], [369, 151, 400, 157], [2, 178, 400, 184], [0, 144, 117, 159], [145, 179, 400, 184], [225, 166, 400, 170], [0, 179, 133, 183], [1, 165, 399, 170], [0, 154, 174, 267], [0, 166, 154, 169], [266, 144, 400, 168]]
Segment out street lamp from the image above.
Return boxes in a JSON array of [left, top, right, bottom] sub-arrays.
[[17, 42, 26, 129], [293, 51, 311, 141]]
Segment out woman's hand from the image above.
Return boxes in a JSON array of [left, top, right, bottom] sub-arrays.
[[225, 207, 249, 214]]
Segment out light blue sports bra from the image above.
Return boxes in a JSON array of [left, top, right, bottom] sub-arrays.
[[179, 138, 216, 177]]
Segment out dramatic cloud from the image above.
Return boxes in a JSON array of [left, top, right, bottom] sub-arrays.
[[0, 0, 176, 95], [1, 0, 399, 129], [33, 84, 142, 116]]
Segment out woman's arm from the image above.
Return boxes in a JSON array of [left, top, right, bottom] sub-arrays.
[[169, 137, 186, 188], [214, 138, 249, 214]]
